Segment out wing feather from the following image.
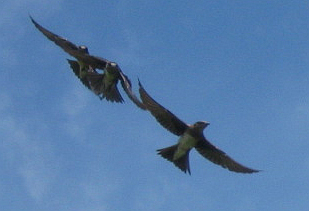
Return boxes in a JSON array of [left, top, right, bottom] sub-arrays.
[[30, 16, 109, 70], [138, 80, 188, 136], [118, 73, 146, 110], [195, 139, 260, 173]]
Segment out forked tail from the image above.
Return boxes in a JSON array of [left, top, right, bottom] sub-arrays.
[[157, 144, 191, 174]]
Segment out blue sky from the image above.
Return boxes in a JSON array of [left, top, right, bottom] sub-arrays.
[[1, 0, 309, 210]]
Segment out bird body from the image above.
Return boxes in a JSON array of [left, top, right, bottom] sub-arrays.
[[139, 80, 259, 175], [30, 16, 145, 110], [175, 133, 197, 160], [30, 15, 259, 176]]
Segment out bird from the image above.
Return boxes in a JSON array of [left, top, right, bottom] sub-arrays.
[[66, 58, 124, 102], [66, 58, 93, 91], [138, 80, 260, 175], [30, 16, 145, 110]]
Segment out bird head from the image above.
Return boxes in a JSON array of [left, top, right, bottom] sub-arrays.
[[78, 45, 89, 54], [106, 62, 120, 73], [193, 121, 210, 131], [109, 62, 118, 68]]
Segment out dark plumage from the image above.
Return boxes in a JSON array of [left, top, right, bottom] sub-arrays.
[[138, 81, 260, 175], [67, 59, 92, 90], [30, 16, 145, 109]]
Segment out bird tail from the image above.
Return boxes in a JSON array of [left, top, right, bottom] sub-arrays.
[[85, 73, 105, 95], [157, 144, 191, 174], [104, 83, 124, 103], [86, 73, 124, 103]]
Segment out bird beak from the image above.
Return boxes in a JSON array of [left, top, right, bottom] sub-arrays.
[[203, 121, 210, 126]]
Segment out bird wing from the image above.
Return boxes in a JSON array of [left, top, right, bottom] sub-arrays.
[[118, 71, 146, 110], [138, 80, 188, 136], [30, 16, 109, 70], [66, 59, 92, 89], [195, 138, 259, 173]]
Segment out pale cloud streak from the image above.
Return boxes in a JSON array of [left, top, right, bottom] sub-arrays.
[[0, 91, 58, 202], [58, 84, 93, 141]]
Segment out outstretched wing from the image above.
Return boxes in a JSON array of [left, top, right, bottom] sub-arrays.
[[138, 80, 188, 136], [30, 16, 82, 56], [118, 72, 146, 110], [195, 139, 260, 173], [30, 16, 109, 70]]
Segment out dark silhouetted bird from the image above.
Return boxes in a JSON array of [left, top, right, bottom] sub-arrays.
[[138, 81, 260, 175], [30, 16, 145, 110]]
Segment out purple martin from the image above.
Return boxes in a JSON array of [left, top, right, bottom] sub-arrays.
[[138, 81, 260, 175], [30, 16, 145, 110]]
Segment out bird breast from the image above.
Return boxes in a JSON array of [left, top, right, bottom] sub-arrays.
[[174, 133, 198, 160]]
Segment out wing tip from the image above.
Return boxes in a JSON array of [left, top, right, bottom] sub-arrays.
[[29, 15, 38, 27], [228, 165, 261, 174]]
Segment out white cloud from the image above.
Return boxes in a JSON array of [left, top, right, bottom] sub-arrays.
[[58, 84, 93, 140], [19, 159, 55, 201], [0, 92, 58, 202], [61, 85, 91, 117], [0, 117, 56, 201]]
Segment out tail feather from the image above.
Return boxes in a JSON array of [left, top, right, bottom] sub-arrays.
[[104, 83, 124, 103], [86, 72, 104, 95], [157, 145, 191, 174], [86, 73, 124, 103]]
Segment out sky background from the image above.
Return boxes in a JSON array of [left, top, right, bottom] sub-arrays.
[[1, 0, 309, 210]]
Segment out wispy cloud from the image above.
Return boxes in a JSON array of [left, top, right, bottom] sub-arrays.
[[58, 84, 93, 141], [0, 91, 58, 202], [61, 85, 90, 117]]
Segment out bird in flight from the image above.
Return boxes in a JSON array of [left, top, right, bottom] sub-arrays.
[[138, 81, 260, 174], [30, 16, 145, 110]]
